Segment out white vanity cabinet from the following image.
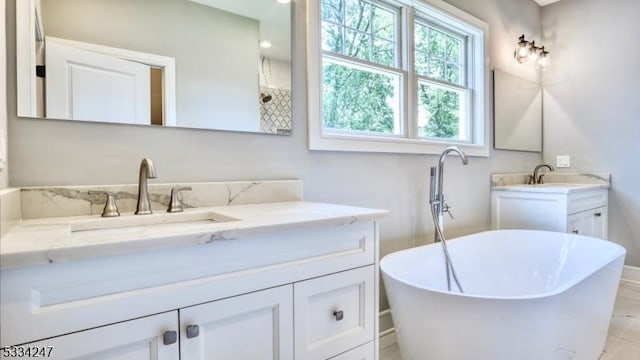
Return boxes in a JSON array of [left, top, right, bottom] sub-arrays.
[[1, 217, 382, 360], [491, 187, 608, 239]]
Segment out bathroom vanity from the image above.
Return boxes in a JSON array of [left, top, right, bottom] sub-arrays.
[[0, 180, 387, 359], [490, 173, 609, 239]]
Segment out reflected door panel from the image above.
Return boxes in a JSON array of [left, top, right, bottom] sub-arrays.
[[45, 38, 151, 125]]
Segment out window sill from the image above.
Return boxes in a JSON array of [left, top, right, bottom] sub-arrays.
[[309, 133, 489, 157]]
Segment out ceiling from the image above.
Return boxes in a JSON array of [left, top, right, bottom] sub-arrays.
[[188, 0, 291, 62], [534, 0, 562, 5]]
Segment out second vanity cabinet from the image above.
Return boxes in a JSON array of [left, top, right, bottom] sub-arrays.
[[1, 207, 383, 360], [491, 187, 608, 239]]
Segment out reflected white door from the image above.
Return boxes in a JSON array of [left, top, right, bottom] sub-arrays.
[[45, 37, 150, 124]]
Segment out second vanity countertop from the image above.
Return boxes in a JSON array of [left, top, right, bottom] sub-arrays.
[[0, 201, 388, 269], [491, 183, 610, 194], [490, 172, 611, 194]]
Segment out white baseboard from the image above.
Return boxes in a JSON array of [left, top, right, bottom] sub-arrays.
[[622, 265, 640, 284], [379, 328, 397, 349], [379, 309, 397, 348]]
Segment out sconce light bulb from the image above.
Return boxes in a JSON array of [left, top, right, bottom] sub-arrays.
[[514, 35, 530, 63], [517, 46, 529, 58], [537, 54, 549, 70]]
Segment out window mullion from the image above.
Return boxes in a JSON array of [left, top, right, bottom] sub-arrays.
[[402, 6, 415, 140], [416, 75, 470, 93]]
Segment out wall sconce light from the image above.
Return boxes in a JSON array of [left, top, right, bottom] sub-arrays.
[[514, 34, 550, 70]]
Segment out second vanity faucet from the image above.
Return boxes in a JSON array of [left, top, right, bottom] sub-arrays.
[[135, 158, 157, 215], [530, 164, 554, 184]]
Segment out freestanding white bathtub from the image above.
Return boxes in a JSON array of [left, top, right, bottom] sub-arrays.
[[381, 230, 625, 360]]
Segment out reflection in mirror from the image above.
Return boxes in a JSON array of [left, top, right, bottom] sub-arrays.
[[16, 0, 292, 135], [493, 70, 542, 152]]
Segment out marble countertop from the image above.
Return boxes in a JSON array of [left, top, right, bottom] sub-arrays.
[[490, 172, 610, 194], [0, 201, 388, 269], [491, 183, 610, 194]]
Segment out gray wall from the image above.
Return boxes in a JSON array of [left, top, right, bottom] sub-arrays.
[[542, 0, 640, 265], [40, 0, 260, 131], [0, 0, 6, 188], [6, 0, 543, 322]]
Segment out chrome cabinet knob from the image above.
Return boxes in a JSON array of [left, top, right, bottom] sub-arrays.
[[163, 330, 177, 345], [167, 186, 192, 213], [572, 229, 579, 234], [594, 212, 602, 217], [333, 310, 344, 321], [186, 324, 199, 338], [88, 190, 120, 217]]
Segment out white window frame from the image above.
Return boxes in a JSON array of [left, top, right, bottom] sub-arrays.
[[307, 0, 490, 156]]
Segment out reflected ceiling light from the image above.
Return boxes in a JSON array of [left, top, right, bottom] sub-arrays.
[[276, 0, 291, 3], [514, 34, 550, 70], [260, 40, 272, 48], [537, 47, 550, 70], [514, 35, 530, 63]]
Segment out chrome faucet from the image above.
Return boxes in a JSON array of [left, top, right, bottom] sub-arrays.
[[135, 158, 157, 215], [530, 164, 554, 184], [430, 146, 469, 242]]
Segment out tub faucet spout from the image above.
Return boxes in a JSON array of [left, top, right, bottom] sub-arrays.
[[430, 146, 469, 240], [135, 158, 157, 215]]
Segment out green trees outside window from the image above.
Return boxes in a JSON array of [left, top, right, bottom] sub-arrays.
[[321, 0, 467, 139]]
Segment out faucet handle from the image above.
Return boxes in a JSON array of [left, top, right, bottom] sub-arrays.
[[167, 186, 192, 213], [88, 191, 120, 217], [443, 203, 454, 220], [537, 174, 546, 184]]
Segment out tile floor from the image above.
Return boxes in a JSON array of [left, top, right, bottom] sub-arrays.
[[380, 280, 640, 360]]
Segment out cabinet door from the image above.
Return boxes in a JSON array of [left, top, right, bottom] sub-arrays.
[[567, 212, 583, 235], [12, 311, 178, 360], [179, 285, 293, 360], [590, 207, 608, 239], [567, 207, 608, 239]]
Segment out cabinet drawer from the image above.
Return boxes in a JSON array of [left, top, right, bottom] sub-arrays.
[[294, 266, 375, 360], [329, 342, 375, 360], [568, 190, 607, 214]]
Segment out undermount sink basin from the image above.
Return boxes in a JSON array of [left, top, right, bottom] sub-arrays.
[[70, 211, 240, 233]]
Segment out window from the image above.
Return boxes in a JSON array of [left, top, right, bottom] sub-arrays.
[[308, 0, 489, 156]]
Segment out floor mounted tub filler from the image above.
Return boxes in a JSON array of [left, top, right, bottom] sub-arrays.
[[381, 229, 625, 360]]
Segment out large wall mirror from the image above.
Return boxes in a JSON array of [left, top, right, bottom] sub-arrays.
[[16, 0, 292, 135], [493, 69, 542, 152]]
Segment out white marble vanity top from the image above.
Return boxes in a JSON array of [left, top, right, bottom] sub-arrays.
[[0, 201, 387, 269], [490, 172, 610, 194], [491, 183, 610, 193]]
